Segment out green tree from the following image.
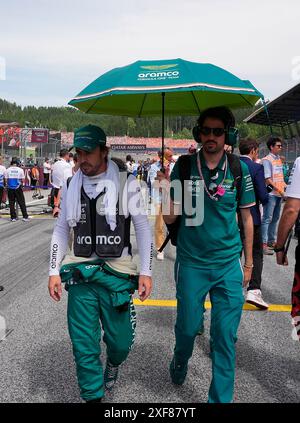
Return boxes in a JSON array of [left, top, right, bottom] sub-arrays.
[[173, 127, 193, 139], [127, 118, 136, 136], [1, 98, 274, 141]]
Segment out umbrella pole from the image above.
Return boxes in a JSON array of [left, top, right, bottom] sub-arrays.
[[161, 92, 165, 171]]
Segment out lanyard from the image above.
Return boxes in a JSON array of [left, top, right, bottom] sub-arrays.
[[196, 151, 227, 202]]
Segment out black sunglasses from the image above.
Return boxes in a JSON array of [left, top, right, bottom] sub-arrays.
[[200, 127, 226, 137]]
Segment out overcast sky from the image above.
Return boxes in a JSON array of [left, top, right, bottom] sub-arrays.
[[1, 0, 300, 107]]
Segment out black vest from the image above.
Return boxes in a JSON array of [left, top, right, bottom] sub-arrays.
[[73, 188, 131, 258]]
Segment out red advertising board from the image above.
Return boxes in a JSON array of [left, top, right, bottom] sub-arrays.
[[31, 129, 48, 143], [0, 125, 21, 148]]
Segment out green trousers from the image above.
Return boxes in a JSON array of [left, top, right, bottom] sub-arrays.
[[174, 258, 244, 403], [67, 280, 136, 401]]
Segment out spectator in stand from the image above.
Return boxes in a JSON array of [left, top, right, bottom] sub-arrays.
[[4, 157, 30, 222], [0, 155, 6, 206], [43, 158, 51, 187]]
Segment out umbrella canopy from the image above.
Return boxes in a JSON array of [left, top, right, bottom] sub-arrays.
[[69, 58, 263, 116]]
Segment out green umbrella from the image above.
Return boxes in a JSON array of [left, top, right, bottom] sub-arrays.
[[69, 58, 263, 161]]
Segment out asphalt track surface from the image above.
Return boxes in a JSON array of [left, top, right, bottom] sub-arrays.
[[0, 195, 299, 403]]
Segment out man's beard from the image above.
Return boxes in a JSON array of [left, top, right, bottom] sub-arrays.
[[202, 141, 220, 154], [80, 163, 97, 176]]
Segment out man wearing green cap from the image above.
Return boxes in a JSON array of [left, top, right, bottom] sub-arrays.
[[48, 124, 153, 402]]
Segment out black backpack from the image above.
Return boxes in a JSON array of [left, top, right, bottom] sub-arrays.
[[158, 152, 243, 252]]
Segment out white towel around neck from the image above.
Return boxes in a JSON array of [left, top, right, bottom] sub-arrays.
[[66, 158, 120, 230]]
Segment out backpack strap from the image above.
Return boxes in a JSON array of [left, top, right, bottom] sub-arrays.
[[178, 154, 192, 186], [177, 154, 192, 217], [226, 153, 242, 204]]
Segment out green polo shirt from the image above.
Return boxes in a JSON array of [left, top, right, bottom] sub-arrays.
[[170, 152, 255, 269]]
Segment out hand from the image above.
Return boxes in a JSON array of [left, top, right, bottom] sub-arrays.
[[276, 251, 288, 266], [275, 187, 285, 197], [48, 275, 62, 301], [156, 170, 167, 180], [138, 275, 152, 302], [243, 266, 252, 287], [52, 206, 60, 218], [155, 171, 169, 186], [155, 171, 170, 198]]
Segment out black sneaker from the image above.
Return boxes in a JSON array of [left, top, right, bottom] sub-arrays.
[[104, 360, 119, 392], [169, 356, 188, 385]]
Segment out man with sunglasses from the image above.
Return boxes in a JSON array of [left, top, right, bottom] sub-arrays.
[[261, 137, 286, 255], [157, 106, 255, 403]]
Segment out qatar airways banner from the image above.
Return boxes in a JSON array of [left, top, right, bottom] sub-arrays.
[[31, 129, 49, 143], [110, 144, 146, 151]]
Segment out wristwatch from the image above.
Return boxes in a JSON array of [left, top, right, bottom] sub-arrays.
[[274, 245, 284, 253]]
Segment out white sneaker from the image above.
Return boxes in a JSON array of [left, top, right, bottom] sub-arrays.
[[11, 218, 17, 222], [246, 289, 269, 310], [22, 216, 31, 222], [157, 251, 164, 261]]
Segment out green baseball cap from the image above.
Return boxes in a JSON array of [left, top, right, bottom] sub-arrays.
[[71, 124, 107, 152]]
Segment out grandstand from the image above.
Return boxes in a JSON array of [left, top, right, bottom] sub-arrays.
[[60, 133, 197, 159], [245, 83, 300, 165]]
